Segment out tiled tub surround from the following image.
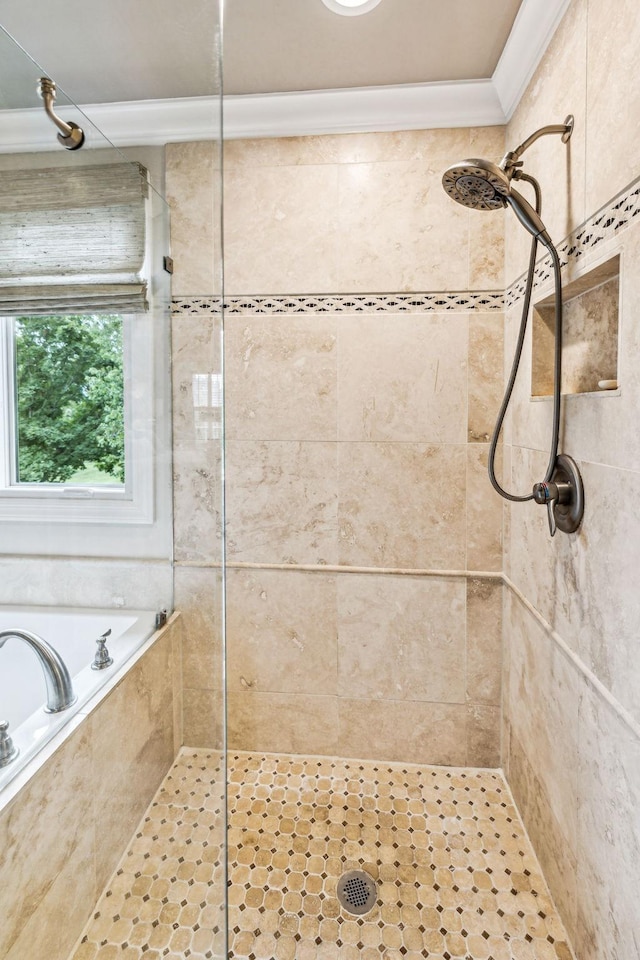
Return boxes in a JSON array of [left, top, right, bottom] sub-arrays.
[[0, 614, 184, 960], [68, 749, 574, 960]]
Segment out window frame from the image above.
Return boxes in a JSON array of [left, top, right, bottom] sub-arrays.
[[0, 311, 154, 526]]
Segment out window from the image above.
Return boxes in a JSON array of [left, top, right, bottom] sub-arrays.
[[13, 314, 125, 486], [0, 310, 154, 525], [0, 158, 171, 557]]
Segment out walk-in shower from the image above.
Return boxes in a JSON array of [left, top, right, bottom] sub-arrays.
[[443, 118, 585, 536]]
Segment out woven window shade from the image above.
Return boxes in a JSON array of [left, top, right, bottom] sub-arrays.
[[0, 162, 149, 316]]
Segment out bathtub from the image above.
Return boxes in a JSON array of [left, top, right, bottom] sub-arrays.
[[0, 605, 158, 793]]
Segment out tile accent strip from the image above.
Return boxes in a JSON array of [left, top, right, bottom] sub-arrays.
[[174, 559, 503, 580], [170, 175, 640, 317], [507, 176, 640, 306], [171, 291, 504, 316]]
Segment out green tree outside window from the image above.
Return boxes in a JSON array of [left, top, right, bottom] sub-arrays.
[[14, 315, 125, 484]]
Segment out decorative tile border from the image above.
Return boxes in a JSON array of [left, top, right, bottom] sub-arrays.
[[172, 175, 640, 318], [171, 291, 505, 316], [507, 177, 640, 307]]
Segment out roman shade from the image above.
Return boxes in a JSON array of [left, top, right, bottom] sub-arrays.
[[0, 161, 149, 315]]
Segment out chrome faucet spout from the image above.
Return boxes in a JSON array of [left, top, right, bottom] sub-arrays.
[[0, 629, 76, 713]]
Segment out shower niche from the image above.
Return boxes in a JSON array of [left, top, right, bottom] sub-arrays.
[[532, 254, 620, 397]]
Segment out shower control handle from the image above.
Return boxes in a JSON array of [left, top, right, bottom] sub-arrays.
[[533, 480, 571, 537], [532, 455, 584, 538]]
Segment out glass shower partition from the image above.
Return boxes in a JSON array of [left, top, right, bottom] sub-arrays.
[[0, 13, 227, 960]]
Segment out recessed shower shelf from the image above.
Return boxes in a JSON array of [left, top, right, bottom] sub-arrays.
[[532, 255, 620, 398]]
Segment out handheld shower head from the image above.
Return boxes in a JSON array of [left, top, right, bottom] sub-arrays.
[[442, 158, 510, 211], [442, 157, 550, 243]]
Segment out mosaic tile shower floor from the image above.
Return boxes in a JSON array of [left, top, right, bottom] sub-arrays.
[[70, 748, 574, 960]]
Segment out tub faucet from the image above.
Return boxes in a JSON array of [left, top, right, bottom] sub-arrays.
[[0, 629, 76, 713]]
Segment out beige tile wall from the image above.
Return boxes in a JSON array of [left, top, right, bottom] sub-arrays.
[[0, 616, 182, 960], [223, 127, 505, 295], [168, 127, 506, 765], [503, 1, 640, 956]]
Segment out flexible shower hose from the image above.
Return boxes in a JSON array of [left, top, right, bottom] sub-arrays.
[[487, 175, 563, 502]]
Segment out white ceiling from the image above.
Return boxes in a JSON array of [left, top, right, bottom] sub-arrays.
[[222, 0, 522, 95], [0, 0, 521, 108], [0, 0, 570, 149]]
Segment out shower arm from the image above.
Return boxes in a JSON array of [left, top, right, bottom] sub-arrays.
[[501, 116, 574, 173], [37, 77, 85, 150]]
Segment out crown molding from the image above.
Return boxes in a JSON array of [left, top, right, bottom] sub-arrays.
[[493, 0, 571, 120], [224, 80, 504, 140], [0, 0, 569, 152]]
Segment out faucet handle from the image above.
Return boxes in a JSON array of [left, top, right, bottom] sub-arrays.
[[92, 630, 114, 671], [533, 481, 559, 536], [0, 719, 19, 767], [532, 455, 584, 537]]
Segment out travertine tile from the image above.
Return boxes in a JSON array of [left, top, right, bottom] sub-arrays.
[[336, 574, 465, 703], [466, 704, 501, 768], [551, 459, 640, 726], [0, 726, 95, 960], [224, 163, 339, 294], [335, 127, 472, 164], [469, 125, 506, 162], [226, 567, 337, 695], [466, 443, 503, 572], [90, 625, 176, 889], [337, 442, 466, 569], [509, 446, 640, 729], [171, 313, 222, 448], [586, 0, 640, 213], [68, 749, 574, 960], [468, 312, 504, 443], [466, 578, 503, 705], [506, 444, 558, 626], [71, 750, 227, 960], [166, 141, 219, 295], [224, 315, 337, 441], [575, 681, 640, 960], [224, 134, 342, 168], [534, 275, 618, 396], [228, 693, 339, 756], [173, 442, 223, 563], [182, 687, 224, 749], [0, 556, 172, 611], [225, 440, 338, 565], [560, 221, 640, 474], [508, 728, 578, 947], [337, 313, 467, 443], [505, 591, 579, 857], [338, 698, 467, 765], [469, 205, 505, 290], [336, 160, 469, 291], [227, 751, 572, 960], [173, 565, 222, 692]]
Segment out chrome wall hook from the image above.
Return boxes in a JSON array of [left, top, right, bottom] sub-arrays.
[[37, 77, 85, 150]]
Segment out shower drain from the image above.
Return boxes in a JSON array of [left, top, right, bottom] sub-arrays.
[[336, 870, 377, 915]]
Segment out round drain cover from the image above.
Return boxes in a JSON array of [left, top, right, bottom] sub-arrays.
[[337, 869, 377, 915]]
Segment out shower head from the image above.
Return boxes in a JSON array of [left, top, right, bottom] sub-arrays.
[[442, 157, 550, 243], [442, 158, 510, 211]]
